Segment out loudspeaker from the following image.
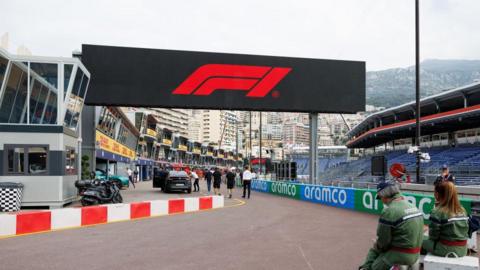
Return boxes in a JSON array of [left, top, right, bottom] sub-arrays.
[[371, 155, 387, 176]]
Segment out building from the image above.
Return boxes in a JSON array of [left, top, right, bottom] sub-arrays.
[[0, 47, 90, 208], [147, 108, 189, 137], [81, 106, 139, 180], [187, 110, 202, 142], [199, 110, 238, 150], [282, 121, 309, 146], [123, 110, 159, 180]]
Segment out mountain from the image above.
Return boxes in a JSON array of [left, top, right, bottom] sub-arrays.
[[366, 59, 480, 108]]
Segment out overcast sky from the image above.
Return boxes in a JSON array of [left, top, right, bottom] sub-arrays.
[[1, 0, 479, 71]]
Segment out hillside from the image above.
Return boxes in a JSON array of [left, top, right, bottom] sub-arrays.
[[366, 59, 480, 108]]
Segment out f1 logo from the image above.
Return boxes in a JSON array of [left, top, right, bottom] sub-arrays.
[[172, 64, 291, 98]]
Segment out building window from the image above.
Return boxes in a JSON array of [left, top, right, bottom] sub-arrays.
[[6, 147, 24, 174], [4, 145, 48, 175], [0, 63, 28, 123], [65, 148, 76, 175]]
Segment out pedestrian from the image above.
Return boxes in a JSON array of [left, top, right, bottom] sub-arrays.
[[422, 181, 469, 257], [226, 168, 236, 199], [242, 165, 253, 199], [127, 167, 135, 189], [205, 168, 213, 193], [213, 167, 222, 195], [192, 169, 200, 192], [434, 164, 455, 186], [359, 181, 424, 270], [134, 169, 139, 182]]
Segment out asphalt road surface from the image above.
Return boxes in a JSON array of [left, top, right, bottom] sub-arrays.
[[1, 183, 383, 270]]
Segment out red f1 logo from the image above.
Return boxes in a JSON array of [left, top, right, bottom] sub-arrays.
[[172, 64, 291, 98]]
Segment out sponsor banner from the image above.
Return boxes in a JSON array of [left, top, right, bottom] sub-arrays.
[[162, 139, 172, 146], [83, 44, 365, 113], [301, 185, 355, 209], [251, 180, 473, 222], [95, 131, 136, 159], [178, 145, 188, 151], [270, 181, 301, 199], [146, 128, 157, 138], [251, 180, 270, 193], [354, 189, 472, 221]]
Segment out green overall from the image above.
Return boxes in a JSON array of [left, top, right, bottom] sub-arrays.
[[360, 195, 424, 270], [422, 207, 469, 257]]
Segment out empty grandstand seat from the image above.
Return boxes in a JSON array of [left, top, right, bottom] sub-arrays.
[[321, 144, 480, 185]]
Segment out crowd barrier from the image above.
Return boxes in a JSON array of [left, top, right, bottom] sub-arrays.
[[0, 195, 224, 238], [251, 180, 473, 220]]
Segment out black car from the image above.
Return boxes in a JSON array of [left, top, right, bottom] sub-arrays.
[[154, 170, 191, 193]]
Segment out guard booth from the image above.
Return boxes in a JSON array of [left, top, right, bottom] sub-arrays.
[[0, 48, 90, 208]]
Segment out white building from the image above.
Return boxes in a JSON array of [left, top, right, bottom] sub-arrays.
[[124, 107, 189, 137], [200, 110, 238, 150]]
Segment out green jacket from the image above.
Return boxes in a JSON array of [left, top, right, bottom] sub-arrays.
[[425, 207, 469, 257], [375, 195, 424, 264]]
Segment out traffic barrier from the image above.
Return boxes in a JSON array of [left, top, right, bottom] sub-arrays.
[[0, 196, 223, 238], [251, 180, 474, 220]]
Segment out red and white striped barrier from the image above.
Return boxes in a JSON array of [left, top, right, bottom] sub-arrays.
[[0, 195, 224, 238]]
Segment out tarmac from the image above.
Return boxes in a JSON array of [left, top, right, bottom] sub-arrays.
[[0, 181, 418, 269]]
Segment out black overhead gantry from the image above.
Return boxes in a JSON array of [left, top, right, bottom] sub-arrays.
[[81, 44, 365, 184]]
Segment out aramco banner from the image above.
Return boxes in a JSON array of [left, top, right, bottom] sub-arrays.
[[82, 44, 365, 113], [251, 180, 472, 221]]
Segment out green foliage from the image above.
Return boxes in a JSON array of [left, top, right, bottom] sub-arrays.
[[81, 155, 90, 179]]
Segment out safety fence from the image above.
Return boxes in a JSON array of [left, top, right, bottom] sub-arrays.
[[0, 195, 224, 238], [251, 180, 473, 221]]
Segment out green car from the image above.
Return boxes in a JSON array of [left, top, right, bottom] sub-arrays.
[[95, 169, 130, 189]]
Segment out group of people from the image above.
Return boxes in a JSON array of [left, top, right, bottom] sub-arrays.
[[359, 167, 469, 270], [188, 166, 257, 199], [126, 167, 140, 188]]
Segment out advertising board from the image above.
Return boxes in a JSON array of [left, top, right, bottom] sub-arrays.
[[83, 44, 365, 113]]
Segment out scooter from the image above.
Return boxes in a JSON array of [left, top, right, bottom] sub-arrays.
[[75, 179, 96, 196], [79, 179, 123, 206]]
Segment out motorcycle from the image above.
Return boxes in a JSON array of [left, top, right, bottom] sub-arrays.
[[77, 179, 123, 206]]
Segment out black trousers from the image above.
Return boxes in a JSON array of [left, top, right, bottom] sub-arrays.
[[206, 179, 211, 192], [194, 179, 199, 191], [128, 176, 135, 188], [243, 180, 251, 198]]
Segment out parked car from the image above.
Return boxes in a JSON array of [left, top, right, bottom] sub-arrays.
[[153, 168, 169, 189], [95, 169, 129, 189], [154, 170, 191, 193]]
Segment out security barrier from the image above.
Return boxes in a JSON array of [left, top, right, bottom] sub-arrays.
[[0, 195, 224, 238], [251, 180, 473, 219]]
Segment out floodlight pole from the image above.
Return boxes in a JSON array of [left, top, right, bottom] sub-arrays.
[[259, 112, 263, 176], [249, 111, 252, 168], [415, 0, 421, 183], [309, 113, 318, 184]]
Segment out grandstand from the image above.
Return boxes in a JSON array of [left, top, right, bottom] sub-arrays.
[[289, 146, 348, 180], [322, 81, 480, 185]]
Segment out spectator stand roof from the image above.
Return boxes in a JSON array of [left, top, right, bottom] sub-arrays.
[[347, 82, 480, 148]]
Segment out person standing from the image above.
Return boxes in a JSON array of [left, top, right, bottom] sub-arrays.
[[242, 166, 253, 199], [134, 169, 139, 182], [213, 167, 222, 195], [422, 181, 469, 257], [205, 168, 213, 193], [226, 168, 236, 199], [359, 181, 424, 270], [434, 164, 456, 186], [127, 167, 135, 189], [191, 169, 200, 192]]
